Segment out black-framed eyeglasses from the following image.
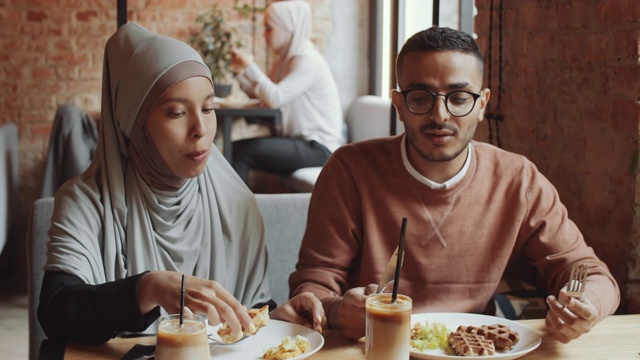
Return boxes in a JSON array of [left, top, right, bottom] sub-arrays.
[[399, 88, 481, 117]]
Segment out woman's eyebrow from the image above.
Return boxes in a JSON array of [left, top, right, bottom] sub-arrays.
[[157, 97, 188, 105], [157, 92, 215, 105]]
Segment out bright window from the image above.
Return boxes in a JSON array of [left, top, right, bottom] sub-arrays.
[[377, 0, 473, 99]]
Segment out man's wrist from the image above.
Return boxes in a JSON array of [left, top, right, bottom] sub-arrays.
[[326, 297, 343, 329]]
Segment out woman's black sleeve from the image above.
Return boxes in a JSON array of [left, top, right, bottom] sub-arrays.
[[37, 270, 161, 343]]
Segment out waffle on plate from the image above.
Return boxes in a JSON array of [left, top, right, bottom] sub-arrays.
[[447, 329, 496, 356]]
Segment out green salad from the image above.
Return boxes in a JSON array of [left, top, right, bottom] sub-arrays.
[[410, 320, 451, 352]]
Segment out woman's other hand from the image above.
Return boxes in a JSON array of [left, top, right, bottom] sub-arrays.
[[270, 292, 326, 333], [139, 271, 253, 338]]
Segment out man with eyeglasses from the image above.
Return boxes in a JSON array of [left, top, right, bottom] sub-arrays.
[[289, 27, 619, 343]]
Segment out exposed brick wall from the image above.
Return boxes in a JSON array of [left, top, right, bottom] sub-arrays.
[[474, 0, 640, 312], [0, 0, 332, 278]]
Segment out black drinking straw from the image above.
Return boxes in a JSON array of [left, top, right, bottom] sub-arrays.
[[179, 274, 185, 326], [391, 217, 407, 303]]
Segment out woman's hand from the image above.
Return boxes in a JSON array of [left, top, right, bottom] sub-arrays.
[[229, 48, 254, 74], [139, 271, 253, 337], [270, 292, 326, 333], [544, 289, 598, 343]]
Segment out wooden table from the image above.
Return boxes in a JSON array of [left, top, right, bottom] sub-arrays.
[[60, 314, 640, 359], [215, 107, 282, 162]]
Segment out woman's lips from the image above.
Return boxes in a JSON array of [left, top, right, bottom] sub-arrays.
[[187, 150, 208, 162]]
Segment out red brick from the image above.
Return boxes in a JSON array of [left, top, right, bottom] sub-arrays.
[[610, 28, 640, 63], [25, 0, 58, 8], [145, 0, 189, 8], [21, 110, 53, 124], [27, 10, 48, 22], [31, 66, 56, 79], [584, 32, 609, 64], [607, 65, 640, 98], [596, 0, 640, 24], [30, 123, 53, 137], [46, 52, 90, 66], [76, 10, 99, 22], [610, 100, 640, 132]]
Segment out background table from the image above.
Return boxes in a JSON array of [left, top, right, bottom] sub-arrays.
[[215, 107, 282, 162]]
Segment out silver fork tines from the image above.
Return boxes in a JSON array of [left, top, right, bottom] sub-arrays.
[[208, 334, 249, 345], [566, 263, 588, 298]]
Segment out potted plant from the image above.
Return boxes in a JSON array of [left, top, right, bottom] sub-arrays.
[[189, 4, 242, 98]]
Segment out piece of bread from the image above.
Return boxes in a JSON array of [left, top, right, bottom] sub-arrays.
[[217, 305, 270, 343]]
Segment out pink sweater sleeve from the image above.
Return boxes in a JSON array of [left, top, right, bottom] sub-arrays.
[[518, 161, 620, 320]]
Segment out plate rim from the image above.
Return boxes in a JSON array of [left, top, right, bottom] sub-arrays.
[[207, 319, 324, 360], [409, 312, 542, 360]]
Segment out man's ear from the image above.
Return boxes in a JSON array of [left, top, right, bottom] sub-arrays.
[[477, 88, 491, 122], [390, 89, 405, 123]]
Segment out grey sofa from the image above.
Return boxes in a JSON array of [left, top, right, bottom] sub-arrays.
[[27, 192, 310, 360]]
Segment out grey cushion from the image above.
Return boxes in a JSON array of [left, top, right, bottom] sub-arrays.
[[255, 193, 310, 307], [27, 193, 310, 359], [281, 167, 323, 193]]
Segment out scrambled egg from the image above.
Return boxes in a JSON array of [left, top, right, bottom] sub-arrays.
[[262, 335, 310, 360]]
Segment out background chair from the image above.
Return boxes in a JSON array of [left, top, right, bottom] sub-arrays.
[[27, 197, 53, 360], [344, 95, 402, 143], [27, 193, 311, 359], [282, 95, 402, 192], [0, 123, 19, 259]]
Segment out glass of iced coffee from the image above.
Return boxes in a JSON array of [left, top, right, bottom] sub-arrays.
[[365, 293, 412, 360], [156, 313, 210, 360]]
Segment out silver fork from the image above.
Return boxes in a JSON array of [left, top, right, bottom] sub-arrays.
[[566, 263, 588, 298], [208, 334, 249, 345]]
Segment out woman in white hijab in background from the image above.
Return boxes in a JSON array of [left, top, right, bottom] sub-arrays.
[[38, 22, 324, 343], [230, 0, 344, 184]]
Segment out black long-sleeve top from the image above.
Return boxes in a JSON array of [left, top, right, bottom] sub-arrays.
[[38, 271, 160, 343], [38, 270, 277, 343]]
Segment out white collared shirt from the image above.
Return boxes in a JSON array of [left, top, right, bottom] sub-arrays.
[[400, 135, 472, 189]]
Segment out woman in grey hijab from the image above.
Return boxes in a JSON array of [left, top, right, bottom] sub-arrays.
[[38, 23, 324, 343]]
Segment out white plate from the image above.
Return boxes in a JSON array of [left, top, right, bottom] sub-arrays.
[[216, 98, 261, 108], [207, 319, 324, 360], [410, 313, 541, 360]]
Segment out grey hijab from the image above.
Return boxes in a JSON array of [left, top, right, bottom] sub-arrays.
[[45, 23, 270, 308]]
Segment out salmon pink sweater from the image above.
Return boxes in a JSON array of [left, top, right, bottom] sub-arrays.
[[289, 137, 619, 323]]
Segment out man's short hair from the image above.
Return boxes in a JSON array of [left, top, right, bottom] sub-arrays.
[[396, 26, 484, 78]]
